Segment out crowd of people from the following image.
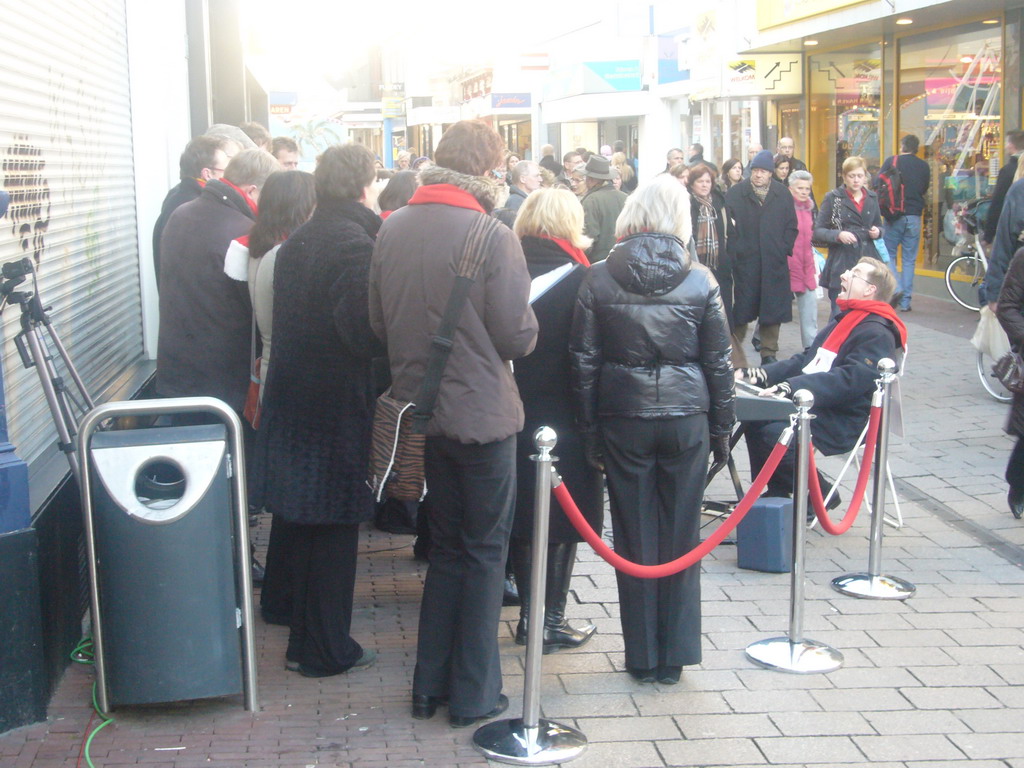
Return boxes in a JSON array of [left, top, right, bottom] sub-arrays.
[[153, 118, 919, 729]]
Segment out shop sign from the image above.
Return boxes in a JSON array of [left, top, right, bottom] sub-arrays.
[[658, 30, 691, 85], [491, 93, 531, 110], [270, 104, 292, 115], [584, 60, 642, 92], [757, 0, 871, 30], [543, 60, 643, 100], [723, 54, 802, 97], [382, 97, 404, 118]]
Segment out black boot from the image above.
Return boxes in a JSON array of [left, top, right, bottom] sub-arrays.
[[509, 538, 532, 643], [542, 543, 595, 653], [511, 541, 595, 653]]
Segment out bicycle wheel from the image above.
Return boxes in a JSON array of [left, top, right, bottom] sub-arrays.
[[978, 350, 1012, 403], [945, 255, 984, 311]]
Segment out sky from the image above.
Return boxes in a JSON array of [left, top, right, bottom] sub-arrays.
[[240, 0, 628, 92]]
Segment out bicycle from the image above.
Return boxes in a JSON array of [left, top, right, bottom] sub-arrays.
[[944, 197, 991, 311]]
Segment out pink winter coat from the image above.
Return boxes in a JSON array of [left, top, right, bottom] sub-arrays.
[[789, 197, 817, 292]]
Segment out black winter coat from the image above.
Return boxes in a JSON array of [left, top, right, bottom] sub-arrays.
[[725, 179, 798, 326], [513, 237, 603, 542], [156, 179, 254, 412], [152, 176, 203, 284], [764, 311, 901, 455], [996, 247, 1024, 436], [815, 186, 883, 292], [569, 233, 735, 439], [690, 188, 733, 327], [253, 200, 384, 525]]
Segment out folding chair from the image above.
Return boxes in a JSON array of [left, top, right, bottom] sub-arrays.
[[812, 348, 907, 531]]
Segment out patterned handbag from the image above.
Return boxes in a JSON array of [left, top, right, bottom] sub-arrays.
[[367, 214, 503, 502], [993, 350, 1024, 394]]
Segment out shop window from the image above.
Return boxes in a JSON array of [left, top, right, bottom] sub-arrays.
[[808, 45, 882, 201], [898, 22, 1002, 273]]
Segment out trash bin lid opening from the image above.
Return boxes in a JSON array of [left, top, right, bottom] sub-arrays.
[[135, 459, 187, 510]]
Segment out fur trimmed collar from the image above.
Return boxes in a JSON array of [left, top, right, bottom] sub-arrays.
[[418, 166, 500, 213]]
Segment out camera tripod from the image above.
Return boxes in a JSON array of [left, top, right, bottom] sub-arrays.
[[0, 257, 94, 482]]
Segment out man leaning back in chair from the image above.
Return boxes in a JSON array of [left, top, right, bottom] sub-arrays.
[[736, 256, 908, 507]]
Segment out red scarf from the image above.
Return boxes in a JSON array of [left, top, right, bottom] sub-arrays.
[[220, 178, 258, 216], [831, 298, 908, 350], [802, 298, 906, 374], [541, 235, 591, 267], [408, 183, 485, 214]]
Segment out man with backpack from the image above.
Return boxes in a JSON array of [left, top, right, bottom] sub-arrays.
[[877, 134, 930, 312]]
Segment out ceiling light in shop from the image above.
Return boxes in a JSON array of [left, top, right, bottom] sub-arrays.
[[982, 19, 999, 24], [804, 39, 818, 45], [895, 18, 913, 25], [960, 55, 974, 64]]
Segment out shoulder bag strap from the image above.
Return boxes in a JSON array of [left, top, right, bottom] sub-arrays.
[[410, 215, 504, 432]]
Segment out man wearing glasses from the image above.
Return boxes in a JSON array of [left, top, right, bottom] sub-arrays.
[[152, 135, 238, 284], [736, 257, 908, 503]]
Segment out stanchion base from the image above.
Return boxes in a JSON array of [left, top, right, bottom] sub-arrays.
[[831, 572, 916, 600], [745, 637, 844, 674], [473, 718, 588, 765]]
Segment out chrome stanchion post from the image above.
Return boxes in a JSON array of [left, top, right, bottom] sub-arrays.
[[832, 359, 916, 600], [474, 427, 587, 765], [746, 390, 844, 674]]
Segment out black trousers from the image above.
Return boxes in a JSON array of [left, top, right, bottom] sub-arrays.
[[413, 435, 515, 718], [602, 415, 707, 670], [745, 420, 796, 497], [1006, 436, 1024, 493], [260, 515, 297, 621], [284, 522, 362, 675]]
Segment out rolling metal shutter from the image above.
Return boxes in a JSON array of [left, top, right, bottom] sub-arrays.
[[0, 0, 143, 466]]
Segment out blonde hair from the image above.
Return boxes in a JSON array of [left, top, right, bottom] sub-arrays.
[[224, 148, 281, 189], [615, 175, 692, 242], [611, 151, 634, 184], [513, 188, 593, 250], [857, 256, 897, 303], [842, 155, 867, 176]]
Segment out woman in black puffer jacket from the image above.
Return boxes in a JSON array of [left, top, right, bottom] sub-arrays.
[[569, 174, 735, 686]]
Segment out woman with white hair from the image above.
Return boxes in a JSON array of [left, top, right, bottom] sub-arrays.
[[569, 174, 735, 685]]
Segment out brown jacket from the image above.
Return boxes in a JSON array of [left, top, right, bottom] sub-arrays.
[[369, 167, 538, 444]]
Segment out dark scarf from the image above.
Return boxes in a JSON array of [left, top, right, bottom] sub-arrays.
[[693, 194, 719, 269]]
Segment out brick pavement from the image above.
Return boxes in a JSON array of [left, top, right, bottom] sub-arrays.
[[2, 293, 1023, 767]]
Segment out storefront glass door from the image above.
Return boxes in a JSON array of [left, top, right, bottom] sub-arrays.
[[808, 45, 882, 201], [897, 21, 1002, 274]]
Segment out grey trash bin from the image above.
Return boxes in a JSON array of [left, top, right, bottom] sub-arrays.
[[80, 398, 258, 713]]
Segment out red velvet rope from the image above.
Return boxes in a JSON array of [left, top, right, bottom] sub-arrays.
[[808, 404, 882, 535], [552, 438, 791, 579]]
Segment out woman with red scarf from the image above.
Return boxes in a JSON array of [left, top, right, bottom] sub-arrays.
[[507, 188, 601, 654], [738, 256, 907, 499], [370, 121, 538, 727]]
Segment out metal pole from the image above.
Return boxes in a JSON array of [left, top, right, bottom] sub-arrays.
[[787, 390, 813, 646], [522, 427, 552, 729], [23, 323, 81, 481], [78, 397, 259, 714], [746, 390, 844, 674], [474, 427, 587, 765], [832, 359, 916, 600]]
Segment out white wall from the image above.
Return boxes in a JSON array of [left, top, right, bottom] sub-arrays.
[[126, 2, 192, 358]]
